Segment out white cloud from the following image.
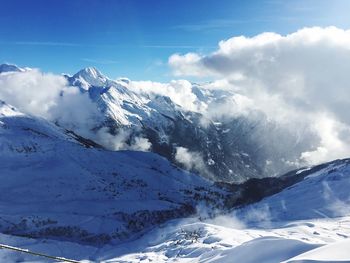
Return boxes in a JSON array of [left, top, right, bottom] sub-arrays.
[[129, 136, 152, 151], [129, 79, 203, 112], [175, 146, 213, 179], [0, 69, 101, 136], [0, 69, 67, 118], [168, 53, 211, 77], [95, 127, 151, 152], [206, 93, 255, 120], [96, 127, 130, 150], [300, 115, 350, 164], [169, 27, 350, 164]]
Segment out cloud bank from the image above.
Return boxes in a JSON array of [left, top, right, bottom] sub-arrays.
[[169, 26, 350, 164]]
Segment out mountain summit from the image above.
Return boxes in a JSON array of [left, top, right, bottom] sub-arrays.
[[70, 67, 110, 90]]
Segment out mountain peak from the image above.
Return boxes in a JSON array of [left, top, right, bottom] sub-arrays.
[[77, 66, 102, 77], [0, 63, 24, 74], [71, 66, 110, 90], [74, 67, 105, 80]]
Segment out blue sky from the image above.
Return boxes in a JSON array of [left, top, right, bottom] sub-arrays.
[[1, 0, 350, 81]]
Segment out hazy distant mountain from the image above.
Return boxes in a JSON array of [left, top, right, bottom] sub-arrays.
[[0, 64, 24, 73]]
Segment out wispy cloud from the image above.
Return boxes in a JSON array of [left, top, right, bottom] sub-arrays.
[[12, 41, 82, 47], [140, 45, 214, 49], [0, 41, 210, 50], [173, 19, 250, 32], [173, 16, 307, 32], [145, 59, 165, 72], [81, 58, 119, 64]]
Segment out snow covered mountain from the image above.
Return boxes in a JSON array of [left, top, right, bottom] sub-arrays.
[[1, 63, 349, 262], [0, 100, 230, 246], [63, 66, 311, 182], [0, 63, 315, 183]]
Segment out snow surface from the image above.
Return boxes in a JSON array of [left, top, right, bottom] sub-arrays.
[[0, 112, 349, 263], [232, 159, 350, 222], [1, 216, 349, 262]]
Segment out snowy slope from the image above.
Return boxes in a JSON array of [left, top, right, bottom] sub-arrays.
[[1, 149, 349, 262], [0, 100, 229, 246], [285, 238, 350, 262], [97, 159, 350, 263], [233, 158, 350, 223], [1, 214, 349, 262]]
